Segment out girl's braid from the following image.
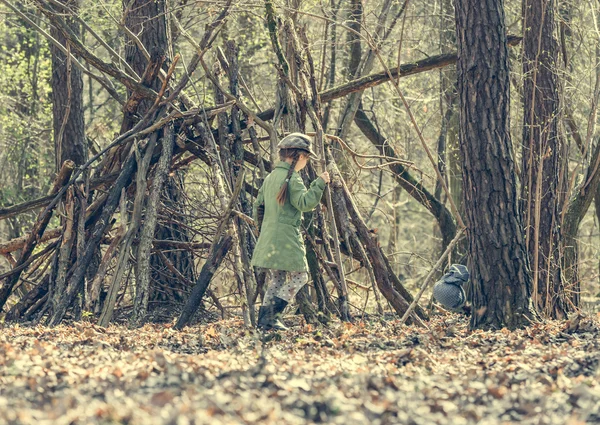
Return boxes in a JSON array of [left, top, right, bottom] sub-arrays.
[[276, 150, 300, 206]]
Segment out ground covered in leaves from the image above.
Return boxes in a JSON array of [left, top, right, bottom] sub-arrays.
[[1, 314, 599, 425]]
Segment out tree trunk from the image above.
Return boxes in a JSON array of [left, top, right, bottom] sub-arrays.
[[44, 0, 87, 323], [50, 0, 86, 170], [454, 0, 535, 329], [123, 0, 192, 307], [521, 0, 568, 318], [123, 0, 168, 112]]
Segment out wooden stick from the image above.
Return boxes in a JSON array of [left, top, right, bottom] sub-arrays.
[[97, 138, 157, 327], [174, 235, 233, 330], [0, 172, 119, 222], [132, 124, 176, 325], [0, 241, 59, 281]]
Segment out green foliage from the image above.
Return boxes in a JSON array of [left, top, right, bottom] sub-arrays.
[[0, 5, 54, 237]]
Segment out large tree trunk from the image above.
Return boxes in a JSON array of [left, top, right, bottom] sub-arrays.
[[454, 0, 535, 329], [50, 0, 86, 170], [521, 0, 568, 318], [123, 0, 168, 113], [123, 0, 192, 312], [44, 0, 87, 319]]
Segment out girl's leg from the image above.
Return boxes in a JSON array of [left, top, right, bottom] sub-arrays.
[[262, 270, 287, 306], [258, 270, 290, 330], [257, 270, 307, 330], [274, 272, 309, 302]]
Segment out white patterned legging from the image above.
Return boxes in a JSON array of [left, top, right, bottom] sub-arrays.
[[263, 270, 309, 305]]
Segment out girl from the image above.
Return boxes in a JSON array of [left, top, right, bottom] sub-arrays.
[[252, 133, 330, 330]]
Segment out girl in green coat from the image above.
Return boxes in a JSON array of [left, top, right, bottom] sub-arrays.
[[252, 133, 330, 330]]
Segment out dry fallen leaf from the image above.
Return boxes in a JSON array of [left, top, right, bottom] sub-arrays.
[[0, 316, 597, 425]]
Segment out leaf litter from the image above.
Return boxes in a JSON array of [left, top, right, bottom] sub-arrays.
[[0, 313, 599, 424]]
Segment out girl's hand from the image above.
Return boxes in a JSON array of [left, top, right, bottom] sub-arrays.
[[320, 171, 331, 184]]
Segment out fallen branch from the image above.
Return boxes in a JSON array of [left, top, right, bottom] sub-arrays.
[[0, 229, 63, 255], [354, 105, 457, 248], [173, 235, 233, 330], [98, 137, 158, 328], [132, 124, 176, 325]]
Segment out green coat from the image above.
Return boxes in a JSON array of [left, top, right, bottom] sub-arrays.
[[251, 162, 326, 272]]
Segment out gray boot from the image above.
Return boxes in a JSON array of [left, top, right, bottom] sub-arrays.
[[257, 297, 289, 331], [257, 304, 273, 329], [270, 297, 289, 331]]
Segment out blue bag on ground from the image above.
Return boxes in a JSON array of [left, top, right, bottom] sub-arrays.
[[433, 264, 469, 310]]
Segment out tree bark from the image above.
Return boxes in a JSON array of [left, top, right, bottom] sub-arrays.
[[132, 125, 175, 325], [455, 0, 535, 329], [50, 0, 86, 170], [521, 0, 568, 318]]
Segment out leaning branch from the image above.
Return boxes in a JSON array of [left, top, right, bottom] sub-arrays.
[[174, 170, 246, 330], [399, 229, 465, 325], [256, 35, 523, 122]]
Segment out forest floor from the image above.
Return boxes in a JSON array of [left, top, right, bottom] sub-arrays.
[[0, 313, 599, 425]]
